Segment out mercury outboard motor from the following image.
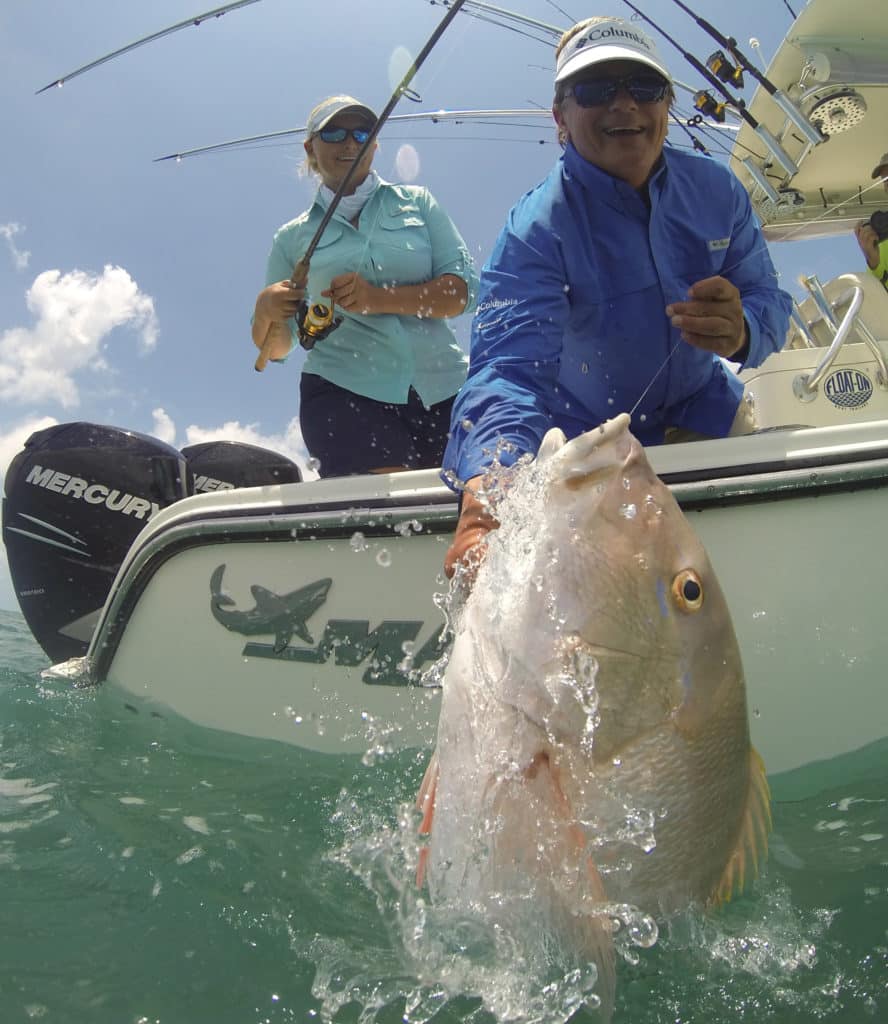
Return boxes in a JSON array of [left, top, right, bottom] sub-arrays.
[[2, 423, 189, 663], [181, 441, 302, 492]]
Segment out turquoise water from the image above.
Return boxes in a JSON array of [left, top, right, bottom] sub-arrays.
[[0, 606, 885, 1023]]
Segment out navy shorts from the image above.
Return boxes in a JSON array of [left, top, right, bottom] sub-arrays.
[[299, 373, 456, 478]]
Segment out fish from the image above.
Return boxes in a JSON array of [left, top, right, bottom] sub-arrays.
[[415, 413, 771, 1019]]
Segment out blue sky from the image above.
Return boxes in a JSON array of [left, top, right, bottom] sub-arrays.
[[0, 0, 861, 612]]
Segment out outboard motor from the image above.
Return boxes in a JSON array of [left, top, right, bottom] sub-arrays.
[[2, 423, 189, 663], [181, 441, 302, 492]]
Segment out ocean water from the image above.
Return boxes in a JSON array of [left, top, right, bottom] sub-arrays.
[[0, 605, 885, 1024]]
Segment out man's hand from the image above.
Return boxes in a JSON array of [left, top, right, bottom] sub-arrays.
[[444, 476, 499, 582], [666, 276, 748, 359], [322, 272, 378, 315], [855, 221, 881, 270]]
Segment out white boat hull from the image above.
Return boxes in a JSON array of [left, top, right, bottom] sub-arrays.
[[72, 407, 888, 777]]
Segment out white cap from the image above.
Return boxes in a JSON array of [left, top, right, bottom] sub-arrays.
[[305, 95, 377, 136], [555, 18, 671, 84], [872, 151, 888, 179]]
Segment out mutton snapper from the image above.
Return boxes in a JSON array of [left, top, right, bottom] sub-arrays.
[[416, 414, 770, 1017]]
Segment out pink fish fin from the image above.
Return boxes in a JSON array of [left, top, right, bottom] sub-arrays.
[[500, 753, 617, 1020], [414, 749, 440, 889], [710, 745, 772, 907]]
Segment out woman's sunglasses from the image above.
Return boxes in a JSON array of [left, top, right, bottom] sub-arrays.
[[566, 74, 670, 106], [317, 126, 372, 144]]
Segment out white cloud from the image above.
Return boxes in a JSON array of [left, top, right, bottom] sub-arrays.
[[0, 416, 59, 613], [151, 407, 177, 447], [0, 265, 158, 408], [0, 415, 59, 478], [0, 222, 30, 270]]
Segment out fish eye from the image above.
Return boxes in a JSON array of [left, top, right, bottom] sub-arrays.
[[672, 569, 703, 613]]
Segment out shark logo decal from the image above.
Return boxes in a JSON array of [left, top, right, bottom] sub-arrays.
[[208, 565, 449, 685], [209, 564, 332, 654]]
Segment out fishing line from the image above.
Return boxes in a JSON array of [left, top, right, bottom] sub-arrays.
[[628, 340, 683, 418], [541, 0, 576, 24]]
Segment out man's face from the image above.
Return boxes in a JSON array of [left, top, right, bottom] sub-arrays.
[[553, 59, 670, 188]]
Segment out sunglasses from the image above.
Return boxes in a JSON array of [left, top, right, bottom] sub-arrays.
[[566, 74, 670, 106], [317, 125, 372, 144]]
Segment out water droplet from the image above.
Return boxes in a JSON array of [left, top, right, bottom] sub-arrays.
[[349, 531, 368, 552], [375, 548, 392, 567], [619, 503, 637, 519]]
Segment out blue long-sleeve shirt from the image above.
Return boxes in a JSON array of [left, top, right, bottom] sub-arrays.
[[266, 181, 479, 408], [443, 143, 793, 483]]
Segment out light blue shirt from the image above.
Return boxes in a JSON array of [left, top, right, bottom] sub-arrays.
[[444, 144, 793, 483], [265, 181, 478, 407]]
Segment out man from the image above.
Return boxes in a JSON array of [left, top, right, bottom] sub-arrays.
[[854, 151, 888, 290], [441, 16, 792, 576]]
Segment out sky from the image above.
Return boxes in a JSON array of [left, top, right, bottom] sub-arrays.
[[0, 0, 862, 612]]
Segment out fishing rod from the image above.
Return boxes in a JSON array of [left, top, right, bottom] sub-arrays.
[[154, 105, 736, 163], [36, 0, 261, 93], [619, 0, 799, 179], [429, 0, 562, 41], [664, 0, 823, 147], [254, 0, 470, 371], [155, 109, 553, 163]]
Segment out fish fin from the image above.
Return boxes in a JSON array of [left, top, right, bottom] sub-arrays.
[[415, 749, 439, 889], [710, 745, 772, 906], [491, 754, 616, 1020]]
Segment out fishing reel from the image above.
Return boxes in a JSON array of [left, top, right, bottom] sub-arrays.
[[693, 90, 727, 124], [296, 299, 342, 351], [706, 49, 744, 90]]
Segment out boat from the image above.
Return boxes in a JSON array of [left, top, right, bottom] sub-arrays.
[[3, 0, 887, 777]]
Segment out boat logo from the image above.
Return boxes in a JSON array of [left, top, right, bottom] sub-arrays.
[[208, 565, 447, 686], [823, 368, 873, 409]]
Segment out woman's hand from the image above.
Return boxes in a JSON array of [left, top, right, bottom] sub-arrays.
[[855, 221, 881, 270], [252, 280, 304, 360], [255, 280, 305, 323], [322, 272, 379, 314]]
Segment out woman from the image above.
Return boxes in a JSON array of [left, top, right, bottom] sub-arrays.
[[252, 95, 478, 477]]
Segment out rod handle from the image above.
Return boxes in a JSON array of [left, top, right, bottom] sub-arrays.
[[254, 257, 309, 372]]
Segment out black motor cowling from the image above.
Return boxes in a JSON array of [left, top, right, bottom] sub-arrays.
[[2, 423, 189, 663], [181, 441, 302, 492]]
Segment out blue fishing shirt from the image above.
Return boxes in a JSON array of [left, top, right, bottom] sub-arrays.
[[443, 144, 793, 483], [265, 181, 478, 408]]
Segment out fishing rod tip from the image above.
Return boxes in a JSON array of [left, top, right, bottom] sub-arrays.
[[35, 80, 64, 95]]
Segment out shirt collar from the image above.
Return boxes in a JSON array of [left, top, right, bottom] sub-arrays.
[[562, 142, 669, 213]]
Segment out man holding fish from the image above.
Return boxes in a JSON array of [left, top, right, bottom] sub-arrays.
[[417, 18, 780, 1016], [441, 15, 792, 575]]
